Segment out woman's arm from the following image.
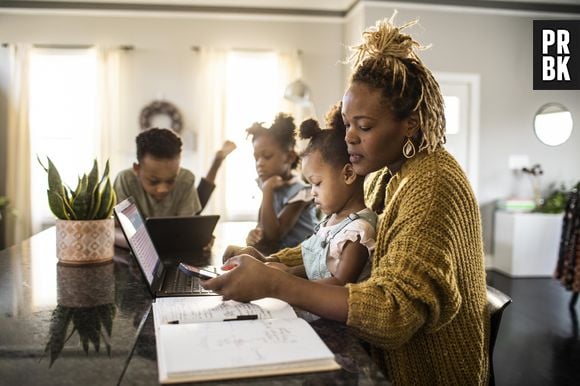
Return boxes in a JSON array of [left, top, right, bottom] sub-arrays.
[[204, 255, 349, 322], [266, 262, 308, 279]]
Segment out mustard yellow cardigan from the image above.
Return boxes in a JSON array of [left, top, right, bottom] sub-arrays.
[[273, 148, 489, 385]]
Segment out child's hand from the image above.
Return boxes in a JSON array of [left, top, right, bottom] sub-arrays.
[[222, 245, 265, 263], [262, 176, 286, 191], [246, 227, 263, 246], [264, 262, 289, 272], [217, 140, 236, 160]]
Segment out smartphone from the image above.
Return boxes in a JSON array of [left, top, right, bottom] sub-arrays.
[[178, 263, 219, 280]]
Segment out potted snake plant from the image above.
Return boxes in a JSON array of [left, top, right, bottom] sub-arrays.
[[39, 157, 117, 264]]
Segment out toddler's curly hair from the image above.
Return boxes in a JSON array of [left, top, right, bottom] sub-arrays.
[[298, 102, 348, 168]]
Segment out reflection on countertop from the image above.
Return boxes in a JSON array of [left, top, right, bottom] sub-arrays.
[[0, 225, 390, 385]]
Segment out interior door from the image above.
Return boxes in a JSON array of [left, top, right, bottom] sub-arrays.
[[437, 73, 480, 195]]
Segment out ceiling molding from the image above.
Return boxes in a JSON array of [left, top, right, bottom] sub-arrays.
[[0, 1, 344, 17], [1, 0, 579, 17], [367, 0, 580, 16]]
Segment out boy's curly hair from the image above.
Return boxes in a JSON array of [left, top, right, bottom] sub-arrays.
[[298, 102, 348, 168], [136, 128, 182, 161], [347, 12, 446, 153], [246, 113, 299, 169]]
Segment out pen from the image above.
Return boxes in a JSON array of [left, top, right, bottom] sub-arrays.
[[223, 314, 258, 322], [168, 320, 180, 324]]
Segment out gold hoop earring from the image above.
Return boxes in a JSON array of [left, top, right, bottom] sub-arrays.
[[402, 137, 416, 159]]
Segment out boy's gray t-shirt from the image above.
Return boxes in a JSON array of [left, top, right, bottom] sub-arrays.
[[113, 168, 201, 218]]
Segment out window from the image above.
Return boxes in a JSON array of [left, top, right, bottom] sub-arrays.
[[29, 48, 100, 232], [223, 50, 286, 220]]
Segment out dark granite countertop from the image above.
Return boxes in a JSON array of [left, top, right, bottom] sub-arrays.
[[0, 226, 389, 385]]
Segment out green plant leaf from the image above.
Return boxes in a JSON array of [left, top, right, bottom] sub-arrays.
[[41, 158, 114, 220], [87, 160, 100, 218], [0, 196, 8, 210], [47, 190, 70, 220], [71, 175, 92, 219], [89, 185, 103, 220], [62, 188, 75, 217], [36, 154, 48, 173], [95, 179, 115, 219], [105, 188, 117, 218], [70, 177, 81, 200], [46, 158, 66, 200], [100, 160, 111, 186]]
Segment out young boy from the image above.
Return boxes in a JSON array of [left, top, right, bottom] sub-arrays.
[[114, 127, 235, 247]]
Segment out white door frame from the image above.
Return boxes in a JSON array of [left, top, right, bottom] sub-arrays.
[[435, 72, 481, 197]]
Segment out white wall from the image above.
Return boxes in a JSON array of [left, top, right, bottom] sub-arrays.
[[0, 13, 345, 179], [1, 6, 580, 252], [363, 5, 580, 203]]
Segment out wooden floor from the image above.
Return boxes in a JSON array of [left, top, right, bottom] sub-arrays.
[[487, 270, 580, 386]]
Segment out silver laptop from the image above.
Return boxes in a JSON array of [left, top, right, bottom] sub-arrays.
[[113, 197, 218, 297]]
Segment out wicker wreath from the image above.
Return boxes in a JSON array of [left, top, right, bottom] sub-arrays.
[[139, 100, 183, 133]]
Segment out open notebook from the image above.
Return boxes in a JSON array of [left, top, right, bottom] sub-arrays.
[[152, 297, 341, 383]]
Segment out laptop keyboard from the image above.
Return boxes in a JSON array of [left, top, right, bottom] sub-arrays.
[[165, 268, 214, 294]]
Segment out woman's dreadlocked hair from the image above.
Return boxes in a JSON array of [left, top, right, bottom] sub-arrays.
[[347, 12, 446, 153], [298, 102, 349, 169], [246, 113, 299, 169]]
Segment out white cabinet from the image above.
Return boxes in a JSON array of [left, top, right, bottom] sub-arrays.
[[493, 211, 564, 277]]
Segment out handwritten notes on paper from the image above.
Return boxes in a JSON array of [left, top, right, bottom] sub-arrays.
[[158, 318, 339, 381], [152, 297, 297, 324], [152, 296, 340, 383]]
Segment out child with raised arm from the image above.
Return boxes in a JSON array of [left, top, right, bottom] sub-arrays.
[[113, 127, 235, 248], [245, 113, 317, 255]]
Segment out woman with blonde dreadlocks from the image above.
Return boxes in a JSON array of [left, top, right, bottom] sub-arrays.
[[204, 14, 488, 385]]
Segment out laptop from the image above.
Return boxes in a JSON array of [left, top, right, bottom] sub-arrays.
[[113, 197, 218, 297], [145, 215, 220, 259]]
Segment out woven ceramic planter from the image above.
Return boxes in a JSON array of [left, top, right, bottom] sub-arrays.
[[56, 218, 114, 265]]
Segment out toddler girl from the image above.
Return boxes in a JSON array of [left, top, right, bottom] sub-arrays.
[[293, 104, 377, 284]]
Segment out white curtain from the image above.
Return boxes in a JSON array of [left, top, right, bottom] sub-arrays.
[[96, 46, 123, 174], [193, 47, 228, 216], [278, 50, 314, 154], [5, 44, 32, 246], [193, 48, 305, 219], [278, 50, 305, 117]]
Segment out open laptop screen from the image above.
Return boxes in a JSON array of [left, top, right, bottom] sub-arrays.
[[114, 197, 161, 286]]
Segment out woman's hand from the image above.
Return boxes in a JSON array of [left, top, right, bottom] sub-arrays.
[[222, 245, 266, 263], [203, 255, 280, 302], [204, 256, 349, 322]]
